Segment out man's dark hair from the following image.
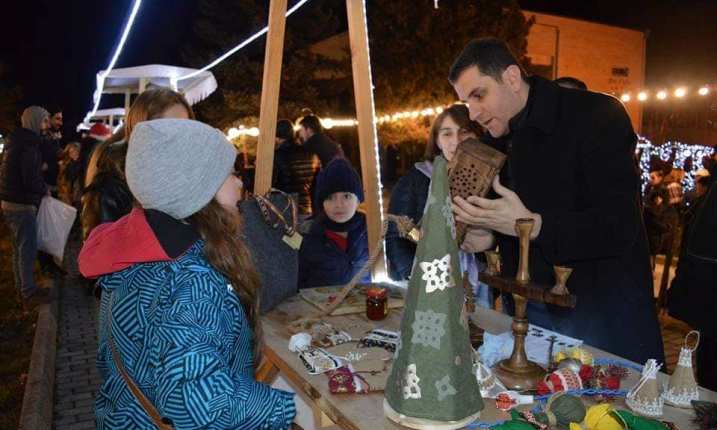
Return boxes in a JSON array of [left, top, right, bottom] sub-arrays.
[[47, 105, 63, 116], [276, 119, 294, 141], [299, 115, 323, 134], [554, 77, 587, 90], [448, 37, 527, 84]]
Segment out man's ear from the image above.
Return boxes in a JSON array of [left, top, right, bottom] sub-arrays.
[[502, 65, 523, 92]]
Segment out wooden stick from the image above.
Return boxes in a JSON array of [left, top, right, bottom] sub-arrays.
[[478, 272, 577, 308], [254, 0, 288, 195]]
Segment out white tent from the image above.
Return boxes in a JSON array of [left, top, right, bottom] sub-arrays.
[[95, 64, 217, 109]]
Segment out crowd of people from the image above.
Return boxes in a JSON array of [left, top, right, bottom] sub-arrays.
[[0, 37, 716, 428]]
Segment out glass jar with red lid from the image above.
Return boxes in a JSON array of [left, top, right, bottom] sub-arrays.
[[366, 286, 388, 320]]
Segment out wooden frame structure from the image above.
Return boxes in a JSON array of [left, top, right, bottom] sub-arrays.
[[254, 0, 387, 278]]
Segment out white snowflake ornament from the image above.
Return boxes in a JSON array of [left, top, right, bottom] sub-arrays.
[[420, 254, 455, 294], [403, 364, 422, 399]]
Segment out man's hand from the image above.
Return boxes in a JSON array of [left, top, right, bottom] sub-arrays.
[[452, 176, 542, 239], [460, 227, 495, 253]]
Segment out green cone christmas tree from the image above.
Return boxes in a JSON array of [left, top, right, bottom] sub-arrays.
[[384, 156, 484, 429]]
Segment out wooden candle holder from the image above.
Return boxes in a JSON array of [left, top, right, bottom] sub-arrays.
[[550, 266, 573, 296]]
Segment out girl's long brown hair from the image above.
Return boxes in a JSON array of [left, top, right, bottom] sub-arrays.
[[125, 88, 195, 138], [189, 199, 263, 364]]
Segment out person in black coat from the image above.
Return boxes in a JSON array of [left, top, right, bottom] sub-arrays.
[[668, 181, 717, 390], [272, 119, 320, 218], [0, 106, 51, 306], [298, 158, 369, 289], [298, 115, 344, 168], [449, 38, 664, 364]]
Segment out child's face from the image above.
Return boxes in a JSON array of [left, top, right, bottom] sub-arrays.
[[323, 192, 359, 223]]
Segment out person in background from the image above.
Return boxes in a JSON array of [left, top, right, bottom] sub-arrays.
[[643, 167, 670, 263], [39, 105, 64, 194], [272, 119, 319, 220], [47, 106, 64, 143], [298, 158, 369, 289], [57, 142, 82, 207], [0, 106, 51, 308], [298, 114, 343, 168], [79, 119, 295, 429], [554, 76, 587, 90], [79, 123, 111, 188], [386, 104, 493, 307]]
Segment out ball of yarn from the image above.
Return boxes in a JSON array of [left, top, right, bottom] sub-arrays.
[[585, 404, 622, 430], [544, 393, 587, 429]]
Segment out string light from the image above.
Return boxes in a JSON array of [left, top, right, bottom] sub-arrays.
[[177, 0, 311, 81], [620, 93, 631, 102], [698, 86, 710, 96], [84, 0, 143, 123], [636, 136, 713, 192], [637, 91, 648, 101], [656, 90, 668, 100], [618, 85, 715, 103], [674, 87, 687, 98]]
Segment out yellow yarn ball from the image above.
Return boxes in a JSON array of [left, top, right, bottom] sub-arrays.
[[585, 404, 622, 430], [569, 348, 594, 365], [570, 423, 584, 430]]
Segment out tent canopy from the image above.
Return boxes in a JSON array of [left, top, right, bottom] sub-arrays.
[[97, 64, 217, 105]]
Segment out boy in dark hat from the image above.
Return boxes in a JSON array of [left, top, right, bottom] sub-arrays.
[[298, 158, 369, 288]]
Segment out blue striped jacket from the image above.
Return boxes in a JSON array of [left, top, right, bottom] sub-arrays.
[[95, 241, 295, 429]]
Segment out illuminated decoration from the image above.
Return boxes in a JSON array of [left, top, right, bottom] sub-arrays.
[[699, 87, 710, 96], [85, 0, 143, 123], [674, 87, 687, 98], [637, 91, 648, 101], [636, 136, 713, 192], [176, 0, 311, 82], [621, 93, 631, 102], [656, 90, 668, 100]]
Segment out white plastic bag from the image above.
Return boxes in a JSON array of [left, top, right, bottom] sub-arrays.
[[37, 196, 77, 261]]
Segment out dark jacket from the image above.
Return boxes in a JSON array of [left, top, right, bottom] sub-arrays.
[[39, 136, 61, 186], [386, 163, 430, 280], [0, 127, 48, 206], [668, 182, 717, 338], [484, 76, 663, 364], [81, 173, 133, 239], [298, 212, 370, 289], [303, 132, 343, 168], [272, 139, 320, 214], [643, 183, 670, 254]]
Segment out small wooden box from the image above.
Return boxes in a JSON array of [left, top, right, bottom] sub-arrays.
[[448, 138, 506, 243]]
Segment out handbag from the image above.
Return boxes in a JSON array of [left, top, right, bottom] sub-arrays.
[[239, 189, 300, 314]]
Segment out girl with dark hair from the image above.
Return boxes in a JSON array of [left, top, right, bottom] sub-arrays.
[[57, 142, 82, 207], [79, 119, 295, 429], [386, 104, 493, 306]]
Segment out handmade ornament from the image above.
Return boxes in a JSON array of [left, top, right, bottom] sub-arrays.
[[288, 332, 312, 352], [327, 366, 371, 394], [492, 411, 538, 430], [537, 368, 583, 395], [662, 330, 700, 408], [298, 346, 342, 375], [531, 393, 586, 430], [579, 364, 626, 392], [585, 404, 622, 430], [554, 347, 594, 366], [359, 329, 400, 352], [626, 359, 663, 418], [475, 361, 506, 398], [692, 400, 717, 430], [611, 410, 669, 430], [495, 391, 534, 411], [384, 156, 483, 429]]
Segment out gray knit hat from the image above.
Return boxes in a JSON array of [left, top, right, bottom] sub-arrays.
[[126, 119, 237, 219], [21, 106, 50, 135]]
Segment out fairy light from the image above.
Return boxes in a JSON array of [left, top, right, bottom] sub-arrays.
[[674, 87, 687, 98], [656, 90, 668, 100], [85, 0, 143, 123], [636, 136, 713, 192], [699, 87, 710, 96], [637, 91, 648, 101], [177, 0, 311, 81], [620, 93, 631, 102]]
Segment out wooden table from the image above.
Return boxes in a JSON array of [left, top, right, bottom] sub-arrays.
[[260, 294, 717, 429]]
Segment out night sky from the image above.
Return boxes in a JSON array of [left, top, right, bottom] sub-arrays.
[[2, 0, 716, 134]]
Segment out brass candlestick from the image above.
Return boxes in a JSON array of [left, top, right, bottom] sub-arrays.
[[515, 218, 533, 284], [550, 266, 573, 296], [493, 218, 546, 391]]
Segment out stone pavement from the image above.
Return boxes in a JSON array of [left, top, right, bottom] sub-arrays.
[[52, 279, 101, 430]]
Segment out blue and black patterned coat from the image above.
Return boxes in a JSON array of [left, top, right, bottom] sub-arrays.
[[79, 209, 296, 429]]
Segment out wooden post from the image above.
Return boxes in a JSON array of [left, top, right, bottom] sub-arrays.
[[254, 0, 288, 195], [346, 0, 386, 279], [124, 91, 131, 113], [139, 77, 148, 93]]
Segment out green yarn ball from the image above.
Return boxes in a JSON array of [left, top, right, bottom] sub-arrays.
[[537, 394, 587, 430]]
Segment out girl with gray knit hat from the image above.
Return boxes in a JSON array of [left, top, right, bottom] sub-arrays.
[[79, 119, 296, 429]]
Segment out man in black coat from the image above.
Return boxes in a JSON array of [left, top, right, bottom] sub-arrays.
[[0, 106, 51, 307], [449, 38, 664, 364], [298, 115, 343, 168]]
